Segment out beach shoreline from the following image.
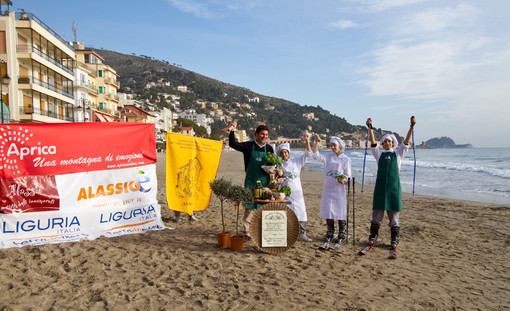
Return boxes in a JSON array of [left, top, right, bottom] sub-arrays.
[[0, 150, 508, 310], [296, 148, 510, 205]]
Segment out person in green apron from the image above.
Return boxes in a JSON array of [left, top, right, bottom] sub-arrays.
[[364, 116, 416, 254], [228, 121, 274, 237]]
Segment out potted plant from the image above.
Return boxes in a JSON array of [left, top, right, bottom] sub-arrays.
[[226, 184, 253, 251], [273, 185, 291, 200], [209, 177, 233, 247], [262, 152, 284, 174], [266, 152, 284, 166]]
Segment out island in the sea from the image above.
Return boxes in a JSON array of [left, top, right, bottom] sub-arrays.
[[418, 136, 473, 149]]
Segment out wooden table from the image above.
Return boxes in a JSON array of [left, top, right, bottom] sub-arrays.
[[252, 199, 289, 204]]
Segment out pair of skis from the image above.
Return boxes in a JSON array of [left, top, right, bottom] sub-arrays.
[[319, 234, 350, 250], [358, 238, 397, 259]]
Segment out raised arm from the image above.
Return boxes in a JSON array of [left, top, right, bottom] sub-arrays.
[[403, 116, 416, 146], [304, 132, 312, 153], [228, 120, 237, 132], [228, 120, 242, 150], [366, 118, 376, 146], [313, 133, 320, 153]]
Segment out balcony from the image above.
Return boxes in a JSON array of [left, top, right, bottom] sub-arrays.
[[92, 103, 117, 116], [105, 77, 120, 88], [28, 76, 75, 99], [17, 45, 74, 76], [16, 12, 74, 51], [105, 92, 119, 101], [19, 106, 76, 122], [74, 80, 97, 94]]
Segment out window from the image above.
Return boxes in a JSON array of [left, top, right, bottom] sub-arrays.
[[98, 86, 104, 94], [85, 54, 99, 64], [98, 70, 103, 77]]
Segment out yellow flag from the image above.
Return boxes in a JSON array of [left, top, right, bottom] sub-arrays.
[[166, 133, 223, 215]]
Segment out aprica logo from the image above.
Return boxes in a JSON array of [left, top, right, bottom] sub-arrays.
[[0, 125, 56, 176]]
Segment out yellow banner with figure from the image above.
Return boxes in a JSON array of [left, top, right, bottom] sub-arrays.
[[166, 133, 223, 215]]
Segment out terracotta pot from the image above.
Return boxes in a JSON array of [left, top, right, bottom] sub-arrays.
[[229, 235, 245, 251], [217, 232, 231, 248]]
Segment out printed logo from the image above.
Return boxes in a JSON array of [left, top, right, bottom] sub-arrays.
[[286, 173, 299, 179], [76, 169, 153, 201], [137, 170, 152, 193], [176, 157, 202, 199], [0, 175, 60, 214], [0, 125, 56, 177], [326, 171, 342, 178]]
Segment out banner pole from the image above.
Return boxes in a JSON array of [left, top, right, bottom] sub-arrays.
[[352, 177, 355, 245]]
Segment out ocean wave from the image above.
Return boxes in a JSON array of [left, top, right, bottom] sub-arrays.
[[400, 159, 510, 179]]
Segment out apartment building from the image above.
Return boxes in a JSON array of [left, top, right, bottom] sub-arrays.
[[1, 10, 76, 123], [232, 129, 248, 143], [73, 42, 119, 122], [178, 109, 212, 135], [118, 103, 155, 123], [73, 64, 94, 122]]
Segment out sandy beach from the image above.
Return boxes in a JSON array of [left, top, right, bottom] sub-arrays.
[[1, 150, 509, 310]]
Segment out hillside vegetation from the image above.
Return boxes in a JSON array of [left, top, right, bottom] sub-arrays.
[[98, 49, 398, 144]]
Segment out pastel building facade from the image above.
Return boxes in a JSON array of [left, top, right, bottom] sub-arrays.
[[0, 10, 76, 123], [73, 42, 120, 122]]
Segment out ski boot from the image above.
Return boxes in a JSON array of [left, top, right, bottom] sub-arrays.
[[389, 227, 400, 259], [368, 223, 380, 246], [331, 220, 347, 250], [319, 219, 335, 250]]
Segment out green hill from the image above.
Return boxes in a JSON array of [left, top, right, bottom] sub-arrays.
[[97, 49, 398, 144]]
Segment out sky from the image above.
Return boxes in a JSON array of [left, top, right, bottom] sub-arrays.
[[16, 0, 510, 147]]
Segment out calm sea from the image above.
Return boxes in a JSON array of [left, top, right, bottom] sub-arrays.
[[297, 148, 510, 205]]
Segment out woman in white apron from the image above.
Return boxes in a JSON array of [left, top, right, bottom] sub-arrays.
[[275, 132, 312, 241], [312, 134, 351, 248]]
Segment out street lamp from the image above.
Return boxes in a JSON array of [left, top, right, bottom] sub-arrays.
[[0, 60, 11, 124]]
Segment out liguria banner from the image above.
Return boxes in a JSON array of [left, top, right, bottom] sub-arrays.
[[0, 123, 164, 249], [0, 123, 157, 178]]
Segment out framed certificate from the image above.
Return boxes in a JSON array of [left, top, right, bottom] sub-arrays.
[[261, 210, 287, 247]]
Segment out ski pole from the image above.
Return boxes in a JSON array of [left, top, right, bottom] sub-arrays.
[[352, 177, 356, 245], [346, 178, 350, 239], [361, 129, 369, 192], [412, 117, 416, 195]]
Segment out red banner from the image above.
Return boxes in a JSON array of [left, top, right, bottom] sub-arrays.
[[0, 123, 156, 179], [0, 175, 59, 213]]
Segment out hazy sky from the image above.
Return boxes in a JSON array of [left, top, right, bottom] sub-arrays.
[[17, 0, 510, 147]]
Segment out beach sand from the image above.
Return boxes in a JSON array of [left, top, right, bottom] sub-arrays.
[[1, 151, 509, 310]]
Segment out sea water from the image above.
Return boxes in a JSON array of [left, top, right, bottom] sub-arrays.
[[295, 148, 510, 205]]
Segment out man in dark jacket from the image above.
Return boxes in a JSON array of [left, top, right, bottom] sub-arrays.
[[228, 121, 274, 237]]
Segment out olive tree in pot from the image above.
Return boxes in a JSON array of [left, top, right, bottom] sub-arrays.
[[226, 184, 253, 251], [209, 177, 233, 247]]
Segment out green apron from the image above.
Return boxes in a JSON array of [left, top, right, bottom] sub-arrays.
[[373, 151, 402, 212], [245, 144, 269, 209]]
